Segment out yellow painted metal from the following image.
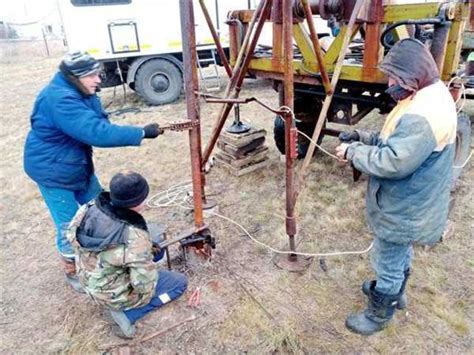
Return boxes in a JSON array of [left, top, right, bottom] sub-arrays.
[[293, 23, 317, 66], [323, 24, 361, 65], [247, 58, 386, 84], [393, 25, 410, 42], [235, 1, 469, 85], [442, 19, 466, 81], [383, 3, 440, 22]]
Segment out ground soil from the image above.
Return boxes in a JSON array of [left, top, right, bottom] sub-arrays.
[[0, 55, 472, 354]]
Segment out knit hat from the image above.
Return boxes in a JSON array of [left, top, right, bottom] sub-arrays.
[[109, 172, 150, 208], [60, 51, 101, 78]]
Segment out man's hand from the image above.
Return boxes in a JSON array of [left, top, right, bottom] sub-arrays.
[[338, 130, 359, 143], [143, 123, 164, 139], [335, 143, 350, 161]]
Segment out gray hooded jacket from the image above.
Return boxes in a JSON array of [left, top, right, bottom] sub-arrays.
[[346, 39, 457, 245]]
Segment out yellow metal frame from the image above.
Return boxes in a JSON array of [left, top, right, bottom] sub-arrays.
[[238, 2, 469, 85]]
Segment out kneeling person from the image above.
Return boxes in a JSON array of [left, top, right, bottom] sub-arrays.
[[67, 171, 187, 338]]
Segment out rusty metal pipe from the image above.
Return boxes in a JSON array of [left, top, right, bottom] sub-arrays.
[[179, 0, 204, 228], [283, 0, 298, 261], [301, 0, 332, 94], [294, 0, 321, 18], [198, 0, 232, 78], [202, 0, 272, 166], [299, 0, 365, 193]]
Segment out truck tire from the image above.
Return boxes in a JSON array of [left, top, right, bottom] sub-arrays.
[[273, 116, 324, 159], [451, 111, 472, 190], [135, 59, 182, 105]]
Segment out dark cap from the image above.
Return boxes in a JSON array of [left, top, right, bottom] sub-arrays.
[[60, 51, 101, 78], [109, 171, 150, 208]]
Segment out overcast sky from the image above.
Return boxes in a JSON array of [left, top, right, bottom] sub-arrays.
[[0, 0, 58, 22]]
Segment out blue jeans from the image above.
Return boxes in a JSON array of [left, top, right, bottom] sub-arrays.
[[38, 175, 102, 258], [124, 270, 188, 324], [370, 238, 413, 295]]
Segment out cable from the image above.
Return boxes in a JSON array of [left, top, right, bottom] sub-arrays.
[[277, 105, 343, 162], [447, 76, 467, 114], [147, 182, 373, 258], [206, 209, 373, 257], [453, 150, 473, 169], [296, 129, 342, 161]]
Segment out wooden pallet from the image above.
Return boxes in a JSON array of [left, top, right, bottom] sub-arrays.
[[215, 127, 269, 176], [219, 128, 267, 148], [215, 156, 270, 176], [215, 145, 268, 169], [217, 137, 265, 158]]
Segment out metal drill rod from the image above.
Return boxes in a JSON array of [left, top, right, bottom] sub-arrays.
[[283, 0, 298, 261], [179, 0, 205, 228], [301, 0, 331, 94], [298, 0, 365, 192]]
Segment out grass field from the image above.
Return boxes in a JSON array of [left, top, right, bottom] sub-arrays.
[[0, 54, 472, 354]]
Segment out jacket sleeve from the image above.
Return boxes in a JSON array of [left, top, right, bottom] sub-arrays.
[[124, 230, 158, 295], [346, 114, 437, 179], [354, 129, 380, 146], [51, 92, 144, 147]]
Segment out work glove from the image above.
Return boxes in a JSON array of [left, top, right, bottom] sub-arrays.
[[338, 130, 359, 143], [152, 245, 165, 262], [143, 123, 164, 139]]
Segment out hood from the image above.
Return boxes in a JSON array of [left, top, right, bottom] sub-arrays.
[[77, 192, 148, 252], [379, 38, 439, 92]]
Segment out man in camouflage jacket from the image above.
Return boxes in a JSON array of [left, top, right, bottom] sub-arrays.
[[67, 171, 187, 338]]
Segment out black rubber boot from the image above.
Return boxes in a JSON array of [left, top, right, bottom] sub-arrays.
[[346, 284, 401, 335], [362, 269, 410, 310]]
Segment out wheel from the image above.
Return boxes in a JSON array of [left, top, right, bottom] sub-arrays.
[[451, 111, 472, 190], [273, 93, 324, 159], [135, 59, 183, 105], [273, 116, 324, 159]]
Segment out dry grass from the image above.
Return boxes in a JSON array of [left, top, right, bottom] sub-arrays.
[[0, 55, 472, 354]]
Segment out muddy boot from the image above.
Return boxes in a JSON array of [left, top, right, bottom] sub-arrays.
[[60, 257, 85, 294], [362, 269, 410, 310], [362, 280, 407, 310], [109, 310, 136, 339], [346, 285, 400, 335]]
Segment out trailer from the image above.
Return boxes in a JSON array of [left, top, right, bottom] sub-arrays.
[[174, 0, 472, 269], [58, 0, 254, 105]]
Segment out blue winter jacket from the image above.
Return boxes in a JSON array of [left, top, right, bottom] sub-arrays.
[[346, 81, 457, 245], [24, 72, 144, 190]]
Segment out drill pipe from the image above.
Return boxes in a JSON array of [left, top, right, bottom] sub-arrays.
[[283, 0, 298, 261], [179, 0, 205, 228], [301, 0, 332, 94]]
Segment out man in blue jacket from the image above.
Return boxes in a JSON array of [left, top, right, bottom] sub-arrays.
[[335, 39, 457, 335], [24, 51, 163, 291]]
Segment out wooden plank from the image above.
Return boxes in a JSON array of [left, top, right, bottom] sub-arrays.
[[230, 147, 268, 169], [219, 128, 267, 148], [215, 151, 232, 164], [215, 156, 270, 176], [217, 137, 265, 158], [234, 159, 270, 176]]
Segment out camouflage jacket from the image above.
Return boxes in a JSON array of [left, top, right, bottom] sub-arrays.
[[66, 192, 158, 310]]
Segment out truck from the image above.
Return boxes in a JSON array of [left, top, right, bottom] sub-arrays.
[[224, 0, 472, 186], [58, 0, 254, 105]]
